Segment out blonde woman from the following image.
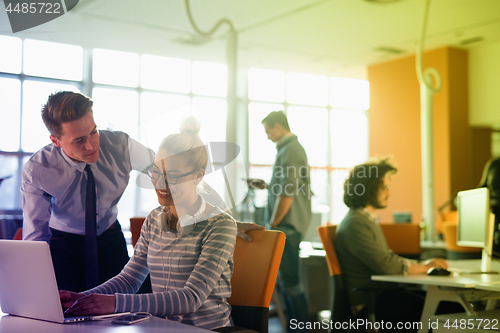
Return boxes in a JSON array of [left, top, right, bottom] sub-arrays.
[[61, 117, 248, 329]]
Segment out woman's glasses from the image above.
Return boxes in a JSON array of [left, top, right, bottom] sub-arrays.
[[149, 165, 197, 185]]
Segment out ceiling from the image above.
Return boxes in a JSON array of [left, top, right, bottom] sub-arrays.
[[1, 0, 500, 79]]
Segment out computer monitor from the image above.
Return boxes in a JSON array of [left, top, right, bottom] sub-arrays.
[[302, 212, 322, 243], [456, 188, 495, 272]]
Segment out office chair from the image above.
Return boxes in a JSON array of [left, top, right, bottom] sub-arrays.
[[13, 228, 22, 240], [317, 225, 378, 333], [130, 217, 145, 247], [379, 223, 421, 260], [442, 221, 482, 259], [214, 229, 286, 333]]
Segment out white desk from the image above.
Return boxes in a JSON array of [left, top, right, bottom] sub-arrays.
[[372, 260, 500, 333], [0, 313, 212, 333], [475, 283, 500, 292]]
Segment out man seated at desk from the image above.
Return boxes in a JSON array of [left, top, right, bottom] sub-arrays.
[[335, 157, 455, 330]]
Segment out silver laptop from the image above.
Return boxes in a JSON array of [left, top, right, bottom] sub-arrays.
[[0, 240, 129, 323]]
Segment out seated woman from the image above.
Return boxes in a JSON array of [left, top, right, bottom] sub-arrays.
[[61, 117, 237, 329]]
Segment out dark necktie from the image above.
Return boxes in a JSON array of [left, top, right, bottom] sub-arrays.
[[84, 164, 99, 289]]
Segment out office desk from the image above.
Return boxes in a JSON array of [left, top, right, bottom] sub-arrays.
[[299, 243, 331, 318], [476, 283, 500, 292], [372, 260, 500, 333], [0, 313, 211, 333]]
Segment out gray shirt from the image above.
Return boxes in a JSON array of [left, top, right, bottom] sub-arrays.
[[265, 134, 311, 235], [335, 208, 410, 306]]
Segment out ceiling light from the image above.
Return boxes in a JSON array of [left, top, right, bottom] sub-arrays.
[[459, 37, 483, 45], [374, 46, 406, 54], [172, 35, 211, 46], [364, 0, 403, 3]]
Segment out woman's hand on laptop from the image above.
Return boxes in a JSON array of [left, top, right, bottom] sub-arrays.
[[59, 290, 85, 310], [63, 294, 116, 316]]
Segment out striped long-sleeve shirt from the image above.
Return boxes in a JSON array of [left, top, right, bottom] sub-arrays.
[[83, 206, 237, 329]]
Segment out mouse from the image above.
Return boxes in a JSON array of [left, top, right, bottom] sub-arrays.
[[427, 267, 451, 276]]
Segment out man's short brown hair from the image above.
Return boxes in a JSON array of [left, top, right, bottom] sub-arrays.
[[262, 110, 290, 131], [41, 91, 93, 137], [343, 157, 397, 209]]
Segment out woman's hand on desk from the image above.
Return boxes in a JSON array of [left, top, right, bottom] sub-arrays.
[[408, 258, 448, 275], [59, 290, 85, 310], [63, 294, 116, 316]]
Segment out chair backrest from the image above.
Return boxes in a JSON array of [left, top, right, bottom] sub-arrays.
[[130, 217, 146, 247], [437, 210, 459, 234], [317, 225, 353, 324], [228, 230, 285, 333], [379, 223, 421, 259], [13, 228, 23, 240], [317, 225, 340, 277]]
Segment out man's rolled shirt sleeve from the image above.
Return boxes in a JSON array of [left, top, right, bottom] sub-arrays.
[[127, 136, 155, 173], [21, 166, 53, 242]]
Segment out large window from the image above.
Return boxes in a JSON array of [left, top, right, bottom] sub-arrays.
[[0, 35, 370, 250], [0, 36, 228, 254], [247, 68, 369, 224], [0, 36, 83, 213]]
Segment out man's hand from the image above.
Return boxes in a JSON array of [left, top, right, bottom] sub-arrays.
[[247, 179, 268, 189], [59, 290, 85, 310], [236, 222, 266, 242], [423, 258, 449, 270], [408, 258, 448, 275], [63, 294, 116, 316]]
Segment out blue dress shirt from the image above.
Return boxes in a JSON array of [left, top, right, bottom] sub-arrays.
[[21, 130, 154, 243]]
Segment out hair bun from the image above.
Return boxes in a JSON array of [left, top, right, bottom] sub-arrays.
[[179, 116, 201, 135]]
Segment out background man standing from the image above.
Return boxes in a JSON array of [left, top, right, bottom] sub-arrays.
[[251, 110, 311, 332]]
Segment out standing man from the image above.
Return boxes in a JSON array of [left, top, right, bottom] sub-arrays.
[[335, 158, 452, 330], [22, 91, 155, 292], [251, 111, 311, 332]]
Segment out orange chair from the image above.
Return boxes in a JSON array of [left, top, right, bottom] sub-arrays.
[[130, 217, 146, 247], [13, 227, 23, 240], [379, 223, 421, 260], [317, 225, 353, 324], [437, 210, 458, 235], [442, 221, 482, 260], [130, 218, 285, 332], [224, 230, 286, 333], [318, 225, 379, 333]]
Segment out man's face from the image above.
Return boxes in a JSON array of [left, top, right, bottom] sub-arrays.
[[263, 123, 282, 142], [50, 112, 100, 163], [374, 173, 391, 209]]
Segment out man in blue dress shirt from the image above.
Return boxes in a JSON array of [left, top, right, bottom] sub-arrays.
[[22, 91, 154, 292]]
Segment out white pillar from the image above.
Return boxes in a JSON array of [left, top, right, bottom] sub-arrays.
[[421, 82, 436, 241], [225, 29, 238, 213]]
